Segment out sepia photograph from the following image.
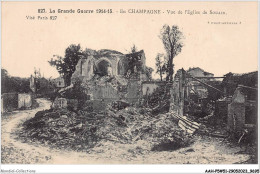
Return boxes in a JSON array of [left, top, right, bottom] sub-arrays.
[[1, 1, 259, 173]]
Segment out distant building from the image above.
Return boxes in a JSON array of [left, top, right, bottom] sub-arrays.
[[186, 67, 215, 99], [187, 67, 214, 78]]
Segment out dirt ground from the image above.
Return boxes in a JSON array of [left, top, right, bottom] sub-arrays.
[[1, 98, 253, 164]]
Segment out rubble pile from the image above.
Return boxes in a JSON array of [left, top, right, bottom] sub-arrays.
[[18, 109, 103, 150], [142, 85, 171, 115], [17, 105, 194, 152], [82, 75, 128, 89]]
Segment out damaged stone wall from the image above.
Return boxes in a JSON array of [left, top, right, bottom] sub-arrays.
[[69, 49, 150, 110], [227, 88, 246, 132], [227, 87, 258, 132], [142, 81, 167, 96], [83, 79, 142, 111], [90, 84, 119, 100], [125, 50, 146, 75], [71, 57, 94, 82], [18, 93, 32, 109], [52, 97, 68, 109], [126, 80, 141, 104], [171, 69, 186, 115]]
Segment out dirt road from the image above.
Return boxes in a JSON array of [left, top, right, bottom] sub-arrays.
[[1, 98, 251, 164], [1, 98, 104, 164]]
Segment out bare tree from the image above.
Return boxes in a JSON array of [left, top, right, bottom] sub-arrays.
[[155, 53, 165, 81], [160, 25, 184, 82]]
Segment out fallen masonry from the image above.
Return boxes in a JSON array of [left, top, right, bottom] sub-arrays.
[[16, 105, 195, 152]]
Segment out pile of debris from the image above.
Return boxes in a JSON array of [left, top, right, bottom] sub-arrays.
[[17, 106, 194, 152], [141, 85, 171, 115], [18, 109, 103, 150], [82, 75, 128, 89]]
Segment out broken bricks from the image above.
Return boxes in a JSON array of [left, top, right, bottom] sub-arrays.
[[17, 105, 194, 152]]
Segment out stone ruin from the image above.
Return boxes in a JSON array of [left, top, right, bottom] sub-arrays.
[[55, 49, 153, 111], [71, 49, 148, 82]]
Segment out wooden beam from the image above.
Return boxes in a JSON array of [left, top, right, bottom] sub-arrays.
[[238, 85, 258, 90], [187, 76, 224, 79], [186, 73, 225, 94]]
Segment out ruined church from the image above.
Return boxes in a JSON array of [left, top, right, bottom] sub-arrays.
[[71, 49, 148, 83], [67, 49, 152, 111]]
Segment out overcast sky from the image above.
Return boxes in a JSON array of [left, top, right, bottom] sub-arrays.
[[2, 2, 258, 79]]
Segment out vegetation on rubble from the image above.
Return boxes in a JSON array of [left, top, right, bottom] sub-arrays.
[[141, 84, 171, 115]]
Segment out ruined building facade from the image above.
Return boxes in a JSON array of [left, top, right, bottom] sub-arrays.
[[66, 49, 151, 111], [71, 49, 147, 83], [171, 67, 218, 116]]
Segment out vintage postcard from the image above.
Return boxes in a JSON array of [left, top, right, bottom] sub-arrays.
[[1, 1, 259, 173]]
